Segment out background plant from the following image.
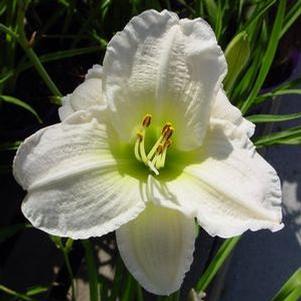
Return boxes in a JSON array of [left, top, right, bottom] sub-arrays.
[[0, 0, 300, 300]]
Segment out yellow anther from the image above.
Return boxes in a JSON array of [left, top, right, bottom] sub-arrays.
[[142, 114, 152, 127]]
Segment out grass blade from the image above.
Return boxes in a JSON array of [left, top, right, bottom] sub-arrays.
[[17, 46, 104, 74], [0, 70, 14, 84], [224, 31, 250, 93], [195, 236, 240, 293], [271, 268, 301, 301], [0, 284, 38, 301], [240, 0, 286, 114], [82, 240, 99, 301], [0, 95, 42, 123], [254, 126, 301, 148], [0, 223, 30, 243], [255, 89, 301, 104], [0, 140, 21, 151], [26, 286, 48, 296], [247, 112, 301, 123], [242, 0, 276, 31], [280, 2, 301, 38]]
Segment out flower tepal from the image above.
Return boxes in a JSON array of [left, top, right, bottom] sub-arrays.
[[13, 9, 283, 296]]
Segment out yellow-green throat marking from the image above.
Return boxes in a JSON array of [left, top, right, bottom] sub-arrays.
[[134, 114, 174, 175]]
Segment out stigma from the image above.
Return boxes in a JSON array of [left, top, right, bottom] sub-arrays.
[[134, 114, 174, 175]]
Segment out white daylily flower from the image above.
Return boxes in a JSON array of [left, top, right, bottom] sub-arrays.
[[13, 10, 283, 296]]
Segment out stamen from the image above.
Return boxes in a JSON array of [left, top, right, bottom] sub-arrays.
[[147, 135, 164, 160], [133, 116, 174, 175], [142, 114, 152, 127], [156, 144, 163, 155], [147, 161, 159, 175], [156, 140, 172, 169], [163, 126, 174, 140], [134, 133, 143, 162], [147, 123, 173, 160], [164, 139, 172, 149], [139, 130, 148, 163], [137, 132, 143, 142], [161, 122, 172, 134]]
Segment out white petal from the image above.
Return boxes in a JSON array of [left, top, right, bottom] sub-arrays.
[[59, 65, 105, 121], [103, 10, 227, 150], [116, 203, 195, 295], [58, 94, 74, 121], [13, 110, 145, 239], [211, 88, 255, 138], [85, 64, 103, 80], [152, 120, 283, 238]]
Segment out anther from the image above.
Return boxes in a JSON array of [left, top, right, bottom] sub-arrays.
[[136, 132, 143, 142], [164, 139, 172, 149], [156, 144, 164, 155], [163, 127, 174, 140], [142, 114, 152, 127], [161, 122, 172, 134]]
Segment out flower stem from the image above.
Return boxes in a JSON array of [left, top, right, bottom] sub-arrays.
[[82, 240, 99, 301]]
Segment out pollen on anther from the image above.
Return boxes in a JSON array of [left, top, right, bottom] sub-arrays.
[[161, 122, 172, 134], [142, 114, 152, 127], [163, 127, 174, 140], [164, 139, 172, 149], [156, 144, 164, 154]]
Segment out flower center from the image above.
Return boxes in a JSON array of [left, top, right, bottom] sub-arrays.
[[134, 114, 174, 175]]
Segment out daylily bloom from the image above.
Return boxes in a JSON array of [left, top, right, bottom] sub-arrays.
[[13, 10, 283, 296]]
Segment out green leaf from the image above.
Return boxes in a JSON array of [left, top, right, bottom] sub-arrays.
[[50, 235, 62, 249], [121, 274, 134, 301], [26, 286, 48, 296], [0, 95, 42, 123], [283, 288, 301, 301], [255, 89, 301, 104], [224, 31, 250, 92], [17, 46, 104, 74], [65, 237, 74, 253], [0, 140, 21, 151], [271, 268, 301, 301], [82, 240, 99, 301], [0, 284, 38, 301], [0, 223, 30, 243], [242, 0, 276, 31], [254, 126, 301, 148], [247, 112, 301, 123], [214, 1, 223, 40], [203, 0, 217, 25], [195, 236, 240, 293], [240, 0, 286, 114], [0, 23, 19, 39], [0, 70, 14, 84], [280, 1, 301, 38]]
